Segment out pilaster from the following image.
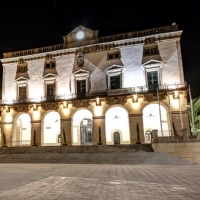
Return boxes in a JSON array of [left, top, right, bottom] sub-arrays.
[[93, 116, 106, 145]]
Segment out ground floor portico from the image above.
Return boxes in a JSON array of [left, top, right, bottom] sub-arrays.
[[0, 91, 190, 147]]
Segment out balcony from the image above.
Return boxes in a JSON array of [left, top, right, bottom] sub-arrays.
[[0, 83, 187, 105]]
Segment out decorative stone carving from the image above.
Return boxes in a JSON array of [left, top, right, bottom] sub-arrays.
[[18, 58, 24, 64], [79, 101, 83, 106], [46, 54, 52, 60], [114, 97, 119, 104], [76, 53, 84, 67]]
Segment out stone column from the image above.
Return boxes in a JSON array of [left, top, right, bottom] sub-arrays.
[[129, 114, 144, 144], [61, 118, 72, 145], [93, 116, 106, 145], [31, 120, 41, 146]]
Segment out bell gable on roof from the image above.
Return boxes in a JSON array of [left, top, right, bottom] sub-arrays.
[[63, 25, 99, 48]]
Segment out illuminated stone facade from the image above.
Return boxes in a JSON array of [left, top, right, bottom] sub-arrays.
[[0, 24, 190, 147]]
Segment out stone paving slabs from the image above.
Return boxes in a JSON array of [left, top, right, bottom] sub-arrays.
[[0, 164, 199, 199]]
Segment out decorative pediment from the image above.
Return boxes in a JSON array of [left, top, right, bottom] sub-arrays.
[[15, 77, 29, 84], [141, 59, 163, 69], [43, 73, 58, 81], [105, 65, 124, 74], [73, 69, 90, 78], [69, 25, 97, 36], [63, 25, 99, 48]]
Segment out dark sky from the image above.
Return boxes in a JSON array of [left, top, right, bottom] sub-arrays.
[[0, 0, 200, 98]]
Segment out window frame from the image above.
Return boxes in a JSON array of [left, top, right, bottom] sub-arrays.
[[18, 86, 27, 100], [107, 52, 121, 60], [45, 62, 56, 69], [72, 70, 90, 98], [142, 60, 163, 90], [15, 81, 29, 101], [106, 65, 124, 90]]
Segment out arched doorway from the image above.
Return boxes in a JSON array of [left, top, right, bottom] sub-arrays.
[[114, 132, 120, 144], [145, 130, 152, 143], [12, 113, 31, 146], [80, 119, 93, 145], [72, 109, 93, 145], [143, 103, 170, 143], [41, 111, 61, 146], [105, 106, 130, 145]]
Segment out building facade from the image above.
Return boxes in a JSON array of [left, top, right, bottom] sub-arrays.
[[0, 23, 190, 147]]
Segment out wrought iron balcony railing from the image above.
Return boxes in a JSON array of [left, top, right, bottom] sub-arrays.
[[0, 83, 187, 105]]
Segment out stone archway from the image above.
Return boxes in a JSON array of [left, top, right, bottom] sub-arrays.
[[105, 105, 130, 145], [12, 112, 31, 146], [80, 119, 93, 145], [72, 109, 93, 146], [41, 110, 61, 146], [142, 103, 171, 143]]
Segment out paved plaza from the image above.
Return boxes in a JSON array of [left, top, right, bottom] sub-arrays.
[[0, 164, 199, 200]]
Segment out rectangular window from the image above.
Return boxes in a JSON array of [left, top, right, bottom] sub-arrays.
[[77, 80, 86, 98], [147, 71, 158, 91], [77, 80, 86, 93], [46, 64, 50, 68], [109, 54, 113, 59], [144, 47, 158, 56], [18, 67, 27, 72], [47, 84, 54, 96], [114, 53, 119, 58], [147, 71, 158, 86], [110, 75, 120, 89], [46, 63, 55, 68], [19, 86, 26, 99], [108, 52, 120, 60]]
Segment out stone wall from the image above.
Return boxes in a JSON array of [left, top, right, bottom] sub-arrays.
[[152, 140, 200, 164]]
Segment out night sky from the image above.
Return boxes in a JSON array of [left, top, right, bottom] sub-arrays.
[[0, 0, 199, 98]]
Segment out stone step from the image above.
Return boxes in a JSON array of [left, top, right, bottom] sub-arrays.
[[0, 144, 154, 154], [0, 152, 196, 165]]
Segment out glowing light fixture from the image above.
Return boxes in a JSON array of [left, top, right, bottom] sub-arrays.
[[173, 90, 179, 99], [76, 30, 85, 40], [113, 107, 119, 120], [147, 106, 155, 118], [147, 113, 155, 118], [33, 104, 38, 111], [63, 101, 68, 109], [5, 106, 10, 112], [132, 94, 138, 103], [96, 97, 101, 106], [113, 115, 119, 120]]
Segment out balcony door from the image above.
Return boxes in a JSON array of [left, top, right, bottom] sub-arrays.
[[147, 71, 158, 91], [18, 86, 27, 102], [47, 83, 55, 100], [77, 80, 86, 99], [110, 75, 120, 90]]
